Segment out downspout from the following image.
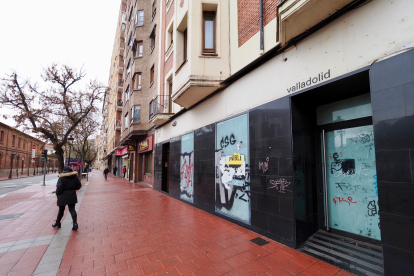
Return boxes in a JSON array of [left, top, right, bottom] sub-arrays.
[[260, 0, 264, 54]]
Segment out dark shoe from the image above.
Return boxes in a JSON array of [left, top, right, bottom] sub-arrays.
[[52, 222, 61, 228], [72, 222, 78, 231]]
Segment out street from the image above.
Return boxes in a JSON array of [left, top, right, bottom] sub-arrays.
[[0, 173, 59, 197]]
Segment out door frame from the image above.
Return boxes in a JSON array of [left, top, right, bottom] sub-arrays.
[[316, 116, 381, 245]]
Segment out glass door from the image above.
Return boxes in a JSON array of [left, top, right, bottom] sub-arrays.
[[322, 125, 380, 240]]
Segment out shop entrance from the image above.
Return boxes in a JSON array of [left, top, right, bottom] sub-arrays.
[[320, 121, 379, 240], [161, 143, 170, 192], [291, 70, 383, 275]]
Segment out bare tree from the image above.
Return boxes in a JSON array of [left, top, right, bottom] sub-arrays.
[[0, 64, 105, 172], [71, 116, 99, 171]]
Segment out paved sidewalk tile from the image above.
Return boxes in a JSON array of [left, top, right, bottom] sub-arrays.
[[56, 171, 355, 276], [0, 176, 87, 275]]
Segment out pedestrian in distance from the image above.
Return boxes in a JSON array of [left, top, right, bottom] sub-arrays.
[[113, 166, 118, 176], [103, 167, 109, 179], [52, 166, 81, 230], [122, 166, 126, 178]]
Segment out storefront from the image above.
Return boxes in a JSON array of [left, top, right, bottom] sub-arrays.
[[138, 135, 154, 185], [152, 0, 414, 274], [115, 145, 135, 180]]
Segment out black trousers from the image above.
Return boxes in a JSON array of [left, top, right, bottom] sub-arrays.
[[56, 204, 77, 223]]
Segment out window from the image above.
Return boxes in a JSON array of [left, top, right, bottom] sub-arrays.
[[183, 29, 187, 61], [145, 152, 152, 174], [166, 23, 174, 52], [152, 1, 157, 21], [126, 59, 131, 75], [203, 12, 216, 54], [133, 73, 141, 90], [18, 137, 21, 148], [121, 13, 126, 30], [136, 41, 143, 57], [125, 85, 130, 102], [136, 10, 144, 26], [23, 140, 25, 149], [0, 130, 4, 143], [150, 65, 154, 85], [124, 113, 129, 129], [131, 105, 141, 124], [150, 26, 156, 53], [12, 135, 15, 146], [129, 7, 134, 22], [127, 33, 133, 48]]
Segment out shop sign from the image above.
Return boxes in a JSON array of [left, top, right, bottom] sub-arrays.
[[139, 135, 153, 153], [115, 146, 130, 156], [127, 145, 135, 152]]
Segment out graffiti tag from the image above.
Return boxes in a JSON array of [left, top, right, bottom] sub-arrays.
[[220, 134, 236, 149], [268, 178, 292, 193], [333, 196, 357, 206]]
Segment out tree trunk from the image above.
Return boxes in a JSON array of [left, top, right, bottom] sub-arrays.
[[55, 146, 65, 173]]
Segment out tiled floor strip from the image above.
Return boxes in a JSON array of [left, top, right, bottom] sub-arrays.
[[32, 182, 89, 276]]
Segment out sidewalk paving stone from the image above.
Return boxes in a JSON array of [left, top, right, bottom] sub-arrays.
[[53, 171, 355, 276], [0, 170, 355, 275]]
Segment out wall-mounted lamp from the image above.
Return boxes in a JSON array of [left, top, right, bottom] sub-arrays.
[[172, 121, 177, 127]]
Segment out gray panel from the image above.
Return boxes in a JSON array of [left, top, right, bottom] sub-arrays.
[[370, 49, 414, 92]]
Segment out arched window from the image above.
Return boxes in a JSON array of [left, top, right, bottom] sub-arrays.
[[0, 152, 3, 168]]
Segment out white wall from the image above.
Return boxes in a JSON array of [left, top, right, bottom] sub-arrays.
[[157, 0, 414, 143]]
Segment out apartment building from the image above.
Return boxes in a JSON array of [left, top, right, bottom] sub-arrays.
[[150, 0, 414, 275], [100, 0, 127, 176]]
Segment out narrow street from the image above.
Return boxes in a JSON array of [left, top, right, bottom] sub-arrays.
[[0, 171, 353, 275]]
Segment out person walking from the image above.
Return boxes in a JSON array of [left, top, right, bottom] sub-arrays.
[[113, 166, 118, 176], [52, 167, 81, 230], [122, 166, 126, 178], [103, 167, 109, 179]]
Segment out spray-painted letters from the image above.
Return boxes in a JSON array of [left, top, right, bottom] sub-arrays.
[[215, 114, 250, 224], [180, 132, 194, 202]]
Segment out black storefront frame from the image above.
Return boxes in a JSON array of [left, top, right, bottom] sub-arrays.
[[154, 49, 414, 275]]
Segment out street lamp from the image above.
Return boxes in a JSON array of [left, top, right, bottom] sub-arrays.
[[68, 136, 74, 168], [8, 153, 16, 179]]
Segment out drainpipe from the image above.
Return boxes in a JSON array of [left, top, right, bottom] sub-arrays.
[[260, 0, 264, 54]]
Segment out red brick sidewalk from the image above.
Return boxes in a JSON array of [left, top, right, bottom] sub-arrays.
[[0, 176, 86, 276], [57, 171, 354, 276]]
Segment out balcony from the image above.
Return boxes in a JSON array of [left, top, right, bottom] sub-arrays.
[[114, 138, 121, 148], [118, 59, 124, 74], [278, 0, 355, 45], [116, 99, 123, 112], [117, 79, 124, 92], [149, 95, 174, 125], [115, 119, 121, 130], [172, 76, 223, 109]]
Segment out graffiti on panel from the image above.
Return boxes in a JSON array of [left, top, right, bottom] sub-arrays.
[[180, 132, 194, 202], [215, 114, 251, 224], [324, 125, 380, 240]]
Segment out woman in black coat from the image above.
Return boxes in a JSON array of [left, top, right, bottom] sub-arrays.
[[52, 166, 82, 230]]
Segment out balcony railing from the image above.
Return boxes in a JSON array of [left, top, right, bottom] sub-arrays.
[[118, 79, 123, 87], [149, 95, 172, 119]]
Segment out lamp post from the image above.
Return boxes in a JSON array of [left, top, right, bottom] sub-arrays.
[[8, 153, 15, 179], [68, 136, 74, 168]]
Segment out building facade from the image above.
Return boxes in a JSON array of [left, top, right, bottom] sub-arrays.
[[0, 122, 46, 177], [150, 0, 414, 275]]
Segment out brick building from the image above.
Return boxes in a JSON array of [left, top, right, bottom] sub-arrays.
[[99, 1, 414, 274], [0, 122, 46, 177]]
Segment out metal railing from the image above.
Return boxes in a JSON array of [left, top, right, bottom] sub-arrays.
[[149, 95, 171, 119], [118, 79, 123, 87], [115, 120, 121, 128]]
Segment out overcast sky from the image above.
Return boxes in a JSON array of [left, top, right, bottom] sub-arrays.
[[0, 0, 120, 128]]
